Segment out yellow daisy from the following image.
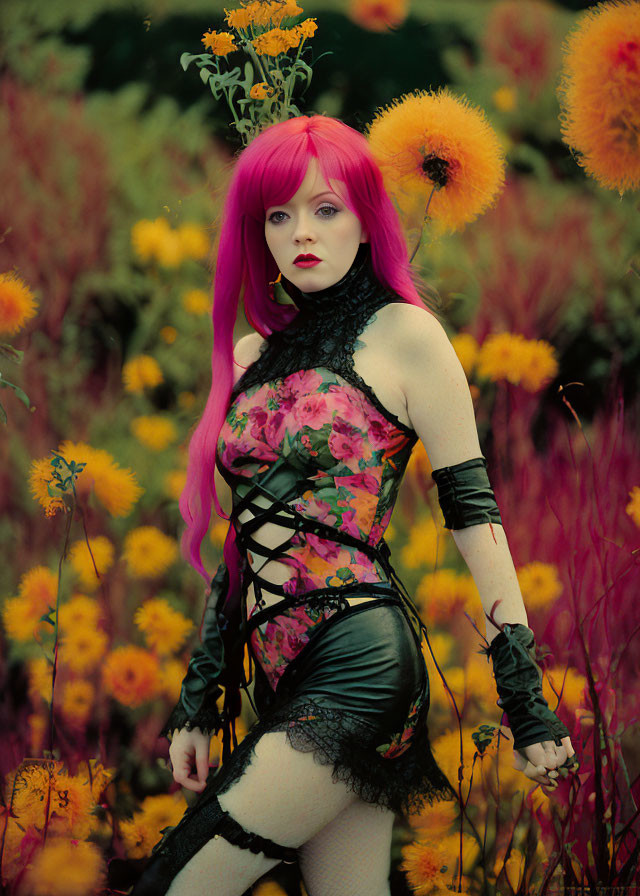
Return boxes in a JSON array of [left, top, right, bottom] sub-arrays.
[[68, 535, 115, 591], [120, 792, 187, 859], [401, 516, 445, 569], [87, 449, 144, 517], [476, 332, 527, 384], [201, 29, 238, 56], [543, 664, 587, 712], [400, 835, 453, 894], [122, 526, 179, 578], [177, 223, 210, 260], [59, 679, 95, 725], [122, 355, 164, 394], [182, 287, 211, 315], [252, 25, 301, 56], [134, 597, 194, 655], [59, 625, 110, 674], [27, 656, 53, 704], [130, 415, 178, 451], [417, 569, 477, 623], [225, 6, 254, 30], [22, 838, 106, 896], [492, 85, 518, 112], [367, 87, 507, 236], [516, 561, 562, 611], [557, 0, 640, 195], [102, 646, 161, 708], [158, 657, 188, 701], [518, 338, 558, 391], [0, 271, 39, 336]]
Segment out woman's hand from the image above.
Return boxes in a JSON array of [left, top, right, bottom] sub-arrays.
[[513, 735, 579, 791], [167, 726, 212, 793]]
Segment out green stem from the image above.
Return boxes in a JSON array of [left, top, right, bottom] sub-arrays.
[[409, 183, 437, 264]]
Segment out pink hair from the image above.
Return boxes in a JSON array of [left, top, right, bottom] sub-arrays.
[[179, 114, 435, 616]]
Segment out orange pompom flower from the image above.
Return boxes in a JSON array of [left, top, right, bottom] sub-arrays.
[[102, 645, 161, 708], [367, 87, 507, 237], [201, 29, 238, 56], [557, 0, 640, 195], [0, 272, 38, 336]]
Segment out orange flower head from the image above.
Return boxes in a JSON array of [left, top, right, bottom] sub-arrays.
[[367, 87, 507, 236], [349, 0, 408, 33], [0, 272, 38, 336], [557, 0, 640, 195]]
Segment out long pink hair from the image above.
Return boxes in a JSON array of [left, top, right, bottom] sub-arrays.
[[179, 114, 436, 619]]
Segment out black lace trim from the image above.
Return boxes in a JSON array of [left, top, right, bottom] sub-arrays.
[[231, 244, 416, 436], [210, 696, 457, 818]]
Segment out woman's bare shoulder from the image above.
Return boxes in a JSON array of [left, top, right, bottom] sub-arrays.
[[233, 331, 267, 365]]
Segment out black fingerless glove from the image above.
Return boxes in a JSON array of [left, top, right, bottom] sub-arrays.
[[483, 623, 571, 752], [159, 563, 230, 742]]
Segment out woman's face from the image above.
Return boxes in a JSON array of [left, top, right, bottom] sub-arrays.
[[264, 157, 368, 293]]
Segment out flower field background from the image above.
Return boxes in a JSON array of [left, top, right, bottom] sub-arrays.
[[0, 0, 639, 894]]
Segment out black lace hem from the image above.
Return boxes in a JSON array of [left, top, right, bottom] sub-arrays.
[[210, 696, 457, 818]]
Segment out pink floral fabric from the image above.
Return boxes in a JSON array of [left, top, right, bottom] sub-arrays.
[[217, 368, 417, 597]]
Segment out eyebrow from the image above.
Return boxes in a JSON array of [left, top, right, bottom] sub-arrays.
[[268, 190, 340, 208]]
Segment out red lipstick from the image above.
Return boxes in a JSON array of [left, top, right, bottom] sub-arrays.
[[294, 254, 321, 267]]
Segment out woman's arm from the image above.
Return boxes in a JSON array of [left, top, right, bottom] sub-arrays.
[[394, 306, 526, 644], [394, 306, 578, 787]]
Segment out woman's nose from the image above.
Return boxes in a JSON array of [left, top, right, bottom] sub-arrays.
[[293, 212, 316, 243]]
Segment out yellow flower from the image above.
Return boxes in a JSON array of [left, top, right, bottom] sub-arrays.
[[293, 17, 318, 40], [421, 630, 455, 669], [160, 325, 177, 344], [59, 624, 109, 674], [451, 332, 479, 378], [408, 796, 459, 836], [123, 526, 179, 578], [131, 414, 178, 451], [543, 664, 587, 712], [416, 569, 478, 623], [68, 535, 115, 591], [102, 645, 161, 708], [28, 657, 53, 703], [87, 449, 145, 517], [401, 516, 446, 569], [134, 598, 194, 655], [557, 0, 640, 195], [626, 485, 640, 526], [429, 664, 466, 713], [0, 271, 38, 336], [202, 29, 237, 56], [252, 25, 301, 56], [349, 0, 408, 33], [518, 338, 558, 391], [28, 712, 48, 756], [250, 81, 273, 99], [225, 6, 254, 30], [131, 217, 184, 268], [164, 469, 187, 500], [367, 87, 506, 236], [493, 85, 518, 112], [177, 222, 210, 259], [60, 679, 95, 724], [182, 287, 211, 315], [476, 332, 527, 384], [120, 792, 187, 858], [1, 566, 59, 642], [122, 355, 164, 394], [406, 440, 433, 481], [254, 883, 289, 896], [516, 561, 562, 611], [400, 835, 453, 894], [21, 837, 106, 896], [29, 443, 143, 519], [270, 0, 304, 27], [502, 847, 526, 892], [158, 657, 188, 701], [45, 771, 96, 838]]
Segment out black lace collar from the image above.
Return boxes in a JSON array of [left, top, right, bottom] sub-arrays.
[[278, 243, 386, 318]]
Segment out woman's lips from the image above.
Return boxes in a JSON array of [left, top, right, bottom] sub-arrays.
[[294, 258, 321, 267]]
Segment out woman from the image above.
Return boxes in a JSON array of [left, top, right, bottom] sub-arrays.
[[130, 115, 577, 896]]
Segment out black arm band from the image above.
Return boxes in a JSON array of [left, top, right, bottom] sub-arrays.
[[431, 456, 503, 530]]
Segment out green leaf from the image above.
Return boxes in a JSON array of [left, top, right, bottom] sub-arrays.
[[0, 343, 23, 364], [0, 374, 32, 409], [180, 52, 213, 72]]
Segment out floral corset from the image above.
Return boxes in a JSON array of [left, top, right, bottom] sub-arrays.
[[215, 244, 420, 658]]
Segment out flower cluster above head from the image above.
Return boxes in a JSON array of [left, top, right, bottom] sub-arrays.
[[182, 0, 320, 146]]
